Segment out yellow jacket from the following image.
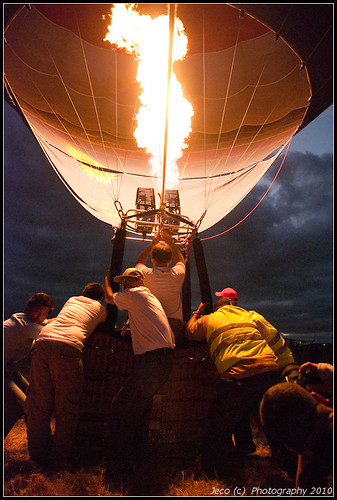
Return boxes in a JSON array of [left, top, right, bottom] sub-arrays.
[[185, 305, 297, 379]]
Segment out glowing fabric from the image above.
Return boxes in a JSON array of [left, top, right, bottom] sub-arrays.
[[4, 4, 311, 234]]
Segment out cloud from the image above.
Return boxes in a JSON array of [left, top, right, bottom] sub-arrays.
[[4, 102, 333, 337], [200, 151, 333, 334]]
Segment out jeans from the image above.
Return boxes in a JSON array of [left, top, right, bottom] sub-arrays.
[[107, 347, 174, 473], [4, 370, 29, 438]]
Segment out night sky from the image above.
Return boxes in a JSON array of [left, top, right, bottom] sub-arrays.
[[3, 101, 333, 339]]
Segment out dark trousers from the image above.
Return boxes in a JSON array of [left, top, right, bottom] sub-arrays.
[[4, 370, 29, 438], [201, 370, 280, 476], [107, 348, 174, 473], [25, 341, 84, 465]]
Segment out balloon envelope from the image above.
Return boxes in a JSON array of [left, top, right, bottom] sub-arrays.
[[4, 4, 329, 235]]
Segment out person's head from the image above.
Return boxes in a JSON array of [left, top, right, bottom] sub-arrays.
[[213, 296, 232, 311], [24, 292, 54, 324], [113, 268, 144, 289], [214, 287, 238, 305], [82, 283, 105, 302], [259, 382, 320, 453], [151, 241, 172, 267]]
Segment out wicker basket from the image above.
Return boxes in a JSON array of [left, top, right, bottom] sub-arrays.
[[75, 328, 218, 454]]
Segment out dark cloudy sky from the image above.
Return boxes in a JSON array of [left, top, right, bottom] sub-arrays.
[[3, 101, 333, 339]]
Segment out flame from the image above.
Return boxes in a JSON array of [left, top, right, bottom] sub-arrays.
[[104, 3, 193, 189]]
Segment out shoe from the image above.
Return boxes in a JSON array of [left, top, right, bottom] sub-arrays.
[[105, 458, 133, 486], [45, 458, 69, 473], [236, 442, 256, 455]]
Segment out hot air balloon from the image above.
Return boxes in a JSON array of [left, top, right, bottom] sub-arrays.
[[3, 5, 333, 455], [4, 4, 332, 232], [4, 4, 333, 317]]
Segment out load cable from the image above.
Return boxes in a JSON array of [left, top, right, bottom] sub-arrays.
[[201, 134, 294, 241]]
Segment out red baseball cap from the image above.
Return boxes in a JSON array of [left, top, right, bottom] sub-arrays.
[[214, 287, 238, 300]]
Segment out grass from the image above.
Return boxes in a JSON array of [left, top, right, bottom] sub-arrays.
[[3, 417, 299, 496]]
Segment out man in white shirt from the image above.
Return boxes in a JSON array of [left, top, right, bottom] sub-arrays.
[[24, 283, 107, 469], [104, 268, 175, 483], [135, 230, 186, 341], [4, 292, 54, 438]]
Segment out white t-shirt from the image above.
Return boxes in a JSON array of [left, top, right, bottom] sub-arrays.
[[36, 296, 107, 351], [135, 261, 185, 320], [113, 286, 176, 355]]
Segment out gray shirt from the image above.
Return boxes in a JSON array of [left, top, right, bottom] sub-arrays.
[[4, 313, 44, 375]]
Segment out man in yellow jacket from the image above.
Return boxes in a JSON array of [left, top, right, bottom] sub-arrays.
[[184, 296, 299, 478]]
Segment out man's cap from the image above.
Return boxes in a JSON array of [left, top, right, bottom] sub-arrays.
[[214, 287, 238, 300], [113, 268, 144, 283]]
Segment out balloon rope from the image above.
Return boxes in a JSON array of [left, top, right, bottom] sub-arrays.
[[200, 135, 294, 241], [215, 14, 242, 160], [202, 9, 207, 210], [160, 3, 176, 225]]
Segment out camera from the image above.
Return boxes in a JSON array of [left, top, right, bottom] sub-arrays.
[[296, 369, 322, 387]]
